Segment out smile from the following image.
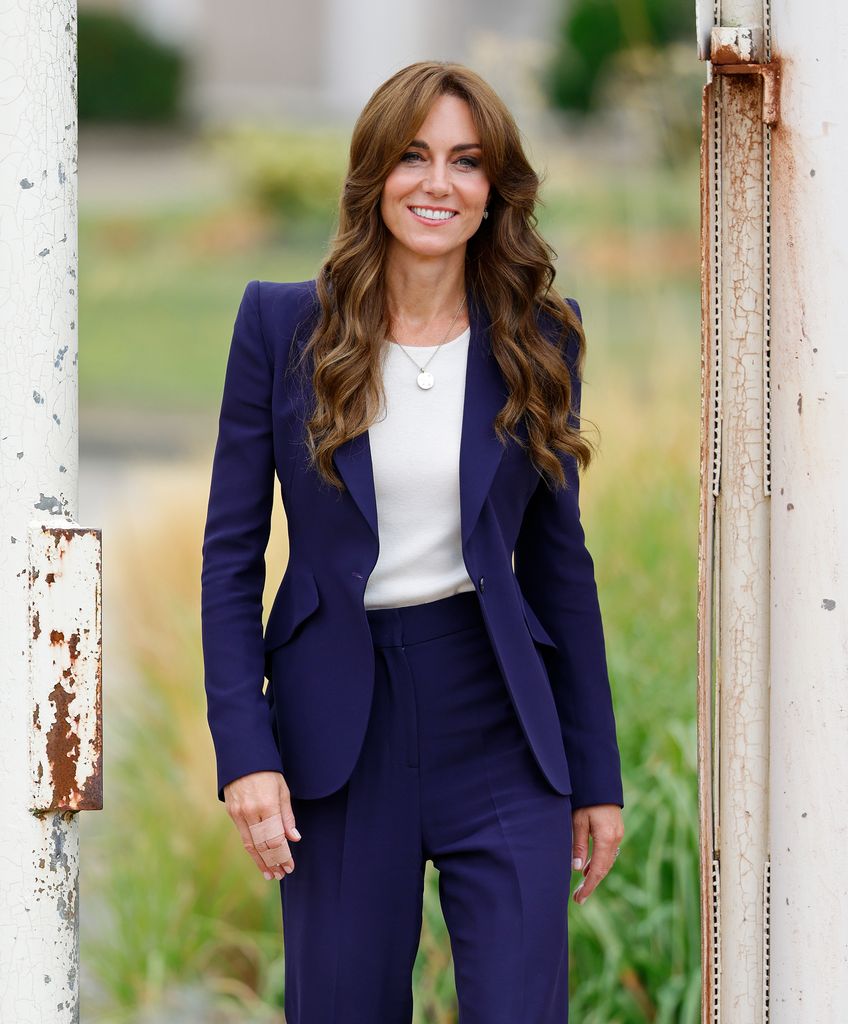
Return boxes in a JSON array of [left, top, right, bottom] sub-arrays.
[[408, 206, 459, 224]]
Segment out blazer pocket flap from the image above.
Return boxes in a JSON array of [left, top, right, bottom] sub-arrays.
[[263, 568, 320, 651], [520, 594, 558, 650]]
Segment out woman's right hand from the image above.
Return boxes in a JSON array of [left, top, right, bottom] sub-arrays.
[[223, 770, 302, 880]]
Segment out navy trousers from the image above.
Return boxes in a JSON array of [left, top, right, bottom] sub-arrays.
[[279, 589, 573, 1023]]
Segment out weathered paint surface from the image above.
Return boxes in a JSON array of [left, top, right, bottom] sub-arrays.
[[700, 2, 848, 1021], [766, 0, 848, 1016], [715, 68, 771, 1024], [29, 526, 103, 813], [699, 6, 774, 1024], [0, 2, 89, 1021]]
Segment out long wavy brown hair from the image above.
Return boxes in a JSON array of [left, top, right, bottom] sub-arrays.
[[290, 60, 595, 492]]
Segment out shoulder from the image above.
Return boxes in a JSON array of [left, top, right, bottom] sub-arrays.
[[564, 296, 582, 324], [254, 278, 319, 331], [240, 278, 320, 364], [534, 293, 583, 372]]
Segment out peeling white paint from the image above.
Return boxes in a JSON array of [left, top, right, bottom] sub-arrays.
[[700, 2, 848, 1020], [0, 3, 88, 1022]]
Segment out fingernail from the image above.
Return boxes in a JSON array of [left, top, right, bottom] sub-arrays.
[[284, 864, 294, 873], [572, 857, 583, 870], [263, 872, 273, 880], [291, 827, 302, 839], [574, 885, 586, 902]]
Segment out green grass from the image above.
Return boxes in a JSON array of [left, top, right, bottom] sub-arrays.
[[79, 203, 331, 411], [80, 147, 702, 1022]]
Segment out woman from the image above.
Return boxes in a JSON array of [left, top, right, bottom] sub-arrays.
[[200, 60, 625, 1023]]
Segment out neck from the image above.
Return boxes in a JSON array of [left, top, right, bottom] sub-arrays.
[[383, 251, 467, 328]]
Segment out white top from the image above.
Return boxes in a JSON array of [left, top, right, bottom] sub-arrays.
[[364, 326, 477, 610]]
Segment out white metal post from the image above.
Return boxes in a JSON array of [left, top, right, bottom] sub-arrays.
[[0, 4, 101, 1022], [765, 0, 848, 1016], [698, 1, 848, 1021]]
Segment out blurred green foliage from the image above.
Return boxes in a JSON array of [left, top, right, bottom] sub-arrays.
[[208, 124, 349, 223], [78, 11, 186, 123], [546, 0, 692, 113]]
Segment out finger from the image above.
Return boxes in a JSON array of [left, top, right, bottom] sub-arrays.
[[571, 812, 590, 871], [249, 811, 296, 872], [257, 832, 295, 872], [235, 815, 284, 878], [574, 830, 621, 903], [280, 794, 302, 845], [269, 775, 303, 849], [233, 807, 294, 880]]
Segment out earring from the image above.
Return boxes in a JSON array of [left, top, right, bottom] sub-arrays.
[[482, 207, 489, 219]]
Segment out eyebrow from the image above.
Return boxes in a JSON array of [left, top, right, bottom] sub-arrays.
[[407, 140, 482, 153]]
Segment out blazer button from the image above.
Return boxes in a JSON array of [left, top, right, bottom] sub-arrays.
[[478, 576, 485, 593]]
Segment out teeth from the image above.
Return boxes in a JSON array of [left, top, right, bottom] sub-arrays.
[[411, 207, 457, 221]]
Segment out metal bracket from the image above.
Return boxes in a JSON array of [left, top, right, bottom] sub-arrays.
[[28, 523, 103, 812], [710, 27, 782, 125]]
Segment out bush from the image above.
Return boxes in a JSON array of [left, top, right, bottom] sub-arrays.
[[206, 123, 348, 224], [78, 10, 186, 123], [545, 0, 692, 116]]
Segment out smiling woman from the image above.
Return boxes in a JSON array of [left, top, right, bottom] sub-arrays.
[[380, 95, 490, 269], [200, 59, 624, 1024]]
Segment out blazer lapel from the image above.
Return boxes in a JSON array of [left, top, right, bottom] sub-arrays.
[[458, 287, 509, 545], [331, 284, 508, 549], [332, 426, 380, 541]]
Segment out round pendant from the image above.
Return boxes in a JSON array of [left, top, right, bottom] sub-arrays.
[[417, 370, 435, 390]]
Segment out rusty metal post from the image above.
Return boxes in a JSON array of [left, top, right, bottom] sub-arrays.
[[0, 3, 102, 1022], [698, 7, 773, 1024], [698, 1, 848, 1021]]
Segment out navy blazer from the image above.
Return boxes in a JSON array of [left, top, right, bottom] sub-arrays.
[[200, 278, 624, 811]]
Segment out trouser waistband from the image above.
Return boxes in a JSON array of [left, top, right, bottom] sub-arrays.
[[365, 589, 483, 647]]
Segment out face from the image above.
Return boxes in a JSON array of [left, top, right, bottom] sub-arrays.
[[380, 93, 491, 261]]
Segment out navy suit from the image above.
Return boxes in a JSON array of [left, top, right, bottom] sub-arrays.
[[200, 277, 624, 813], [201, 278, 625, 1021]]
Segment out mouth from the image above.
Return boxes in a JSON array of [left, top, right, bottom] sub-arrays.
[[408, 205, 460, 226]]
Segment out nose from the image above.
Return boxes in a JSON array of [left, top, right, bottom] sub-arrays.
[[424, 159, 450, 195]]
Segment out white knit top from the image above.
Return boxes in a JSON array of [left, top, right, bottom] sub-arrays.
[[364, 326, 477, 610]]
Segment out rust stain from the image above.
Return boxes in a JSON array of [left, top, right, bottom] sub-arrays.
[[45, 676, 81, 808], [711, 58, 783, 126], [712, 41, 749, 65], [30, 525, 104, 813]]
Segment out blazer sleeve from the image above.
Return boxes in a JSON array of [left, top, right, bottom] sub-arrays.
[[513, 298, 625, 811], [200, 279, 284, 802]]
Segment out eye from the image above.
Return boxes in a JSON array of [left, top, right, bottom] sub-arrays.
[[399, 152, 480, 169]]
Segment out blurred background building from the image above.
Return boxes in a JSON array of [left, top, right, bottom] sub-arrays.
[[78, 0, 560, 130]]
